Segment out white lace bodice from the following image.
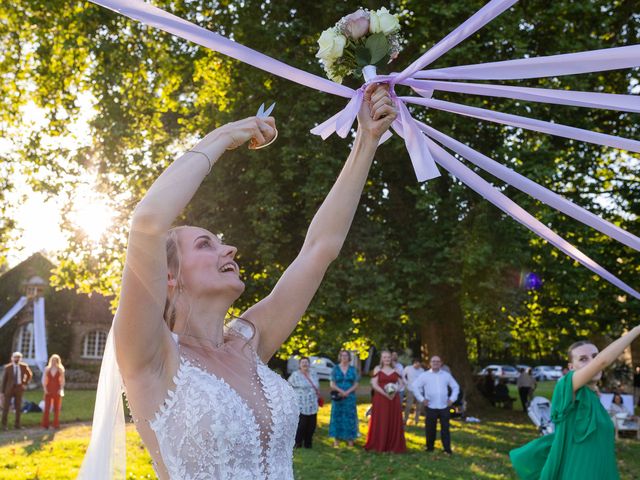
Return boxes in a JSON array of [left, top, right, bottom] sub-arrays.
[[147, 334, 299, 479]]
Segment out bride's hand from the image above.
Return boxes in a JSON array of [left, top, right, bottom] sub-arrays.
[[357, 83, 397, 140], [196, 116, 278, 153]]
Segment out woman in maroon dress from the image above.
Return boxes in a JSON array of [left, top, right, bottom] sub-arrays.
[[41, 354, 65, 429], [364, 350, 407, 453]]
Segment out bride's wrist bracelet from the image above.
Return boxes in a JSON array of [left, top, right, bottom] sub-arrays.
[[187, 149, 213, 175]]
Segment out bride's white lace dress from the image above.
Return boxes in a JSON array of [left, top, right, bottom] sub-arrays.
[[146, 323, 299, 479]]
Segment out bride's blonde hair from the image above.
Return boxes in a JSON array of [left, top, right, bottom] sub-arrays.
[[164, 226, 187, 330]]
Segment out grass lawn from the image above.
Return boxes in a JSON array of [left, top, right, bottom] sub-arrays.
[[0, 387, 638, 479], [9, 390, 97, 428], [507, 380, 556, 411]]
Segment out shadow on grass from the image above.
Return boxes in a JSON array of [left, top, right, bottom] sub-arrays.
[[0, 427, 56, 454]]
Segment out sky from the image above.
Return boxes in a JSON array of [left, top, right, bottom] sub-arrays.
[[3, 94, 115, 267]]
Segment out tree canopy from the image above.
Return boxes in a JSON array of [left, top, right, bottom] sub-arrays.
[[1, 1, 638, 388]]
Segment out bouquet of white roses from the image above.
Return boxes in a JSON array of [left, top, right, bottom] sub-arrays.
[[316, 7, 402, 84], [384, 382, 398, 396]]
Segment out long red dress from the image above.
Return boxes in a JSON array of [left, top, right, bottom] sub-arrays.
[[364, 370, 407, 453], [41, 369, 62, 428]]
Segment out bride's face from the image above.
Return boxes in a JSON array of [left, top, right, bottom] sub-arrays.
[[173, 227, 245, 300]]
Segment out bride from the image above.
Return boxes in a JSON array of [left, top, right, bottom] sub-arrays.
[[78, 83, 396, 480]]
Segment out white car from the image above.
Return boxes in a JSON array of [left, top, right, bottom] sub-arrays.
[[479, 365, 520, 383], [532, 365, 562, 381], [286, 356, 335, 381]]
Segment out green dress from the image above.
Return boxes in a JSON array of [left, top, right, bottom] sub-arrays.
[[510, 371, 619, 480]]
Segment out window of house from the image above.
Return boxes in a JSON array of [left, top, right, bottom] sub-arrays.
[[82, 330, 108, 359], [14, 323, 35, 359]]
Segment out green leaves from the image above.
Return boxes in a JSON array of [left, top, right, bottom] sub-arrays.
[[365, 33, 389, 65], [353, 34, 390, 69], [354, 45, 370, 68]]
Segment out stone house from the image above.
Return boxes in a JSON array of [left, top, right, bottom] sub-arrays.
[[0, 253, 113, 369]]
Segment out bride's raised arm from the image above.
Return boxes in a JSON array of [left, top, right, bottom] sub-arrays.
[[243, 83, 397, 361], [114, 117, 277, 376]]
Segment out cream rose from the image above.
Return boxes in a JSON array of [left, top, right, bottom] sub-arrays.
[[316, 28, 347, 62], [370, 7, 400, 35]]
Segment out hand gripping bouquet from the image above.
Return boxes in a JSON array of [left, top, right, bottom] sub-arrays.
[[316, 7, 402, 83]]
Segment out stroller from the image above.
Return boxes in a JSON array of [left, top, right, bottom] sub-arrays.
[[527, 396, 555, 435]]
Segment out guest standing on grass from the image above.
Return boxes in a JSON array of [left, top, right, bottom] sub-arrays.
[[411, 356, 459, 455], [364, 350, 406, 453], [288, 357, 320, 448], [510, 325, 640, 480], [41, 354, 65, 429], [403, 358, 425, 425], [329, 350, 359, 447], [517, 367, 536, 411], [1, 352, 32, 430]]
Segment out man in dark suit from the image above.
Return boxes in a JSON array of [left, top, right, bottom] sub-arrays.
[[1, 352, 33, 429]]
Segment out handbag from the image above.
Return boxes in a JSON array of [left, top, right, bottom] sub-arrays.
[[301, 371, 324, 407], [330, 390, 344, 401]]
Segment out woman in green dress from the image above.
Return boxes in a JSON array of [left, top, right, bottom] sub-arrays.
[[510, 325, 640, 479]]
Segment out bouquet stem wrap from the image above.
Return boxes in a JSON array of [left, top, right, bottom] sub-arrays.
[[362, 65, 378, 82]]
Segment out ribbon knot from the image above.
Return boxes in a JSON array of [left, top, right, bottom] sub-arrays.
[[310, 73, 441, 182]]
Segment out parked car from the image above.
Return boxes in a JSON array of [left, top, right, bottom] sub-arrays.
[[515, 364, 532, 373], [286, 355, 335, 381], [478, 365, 520, 384], [532, 365, 562, 381]]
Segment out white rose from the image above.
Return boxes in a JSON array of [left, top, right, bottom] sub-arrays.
[[316, 28, 347, 62], [369, 11, 381, 34], [371, 7, 399, 35]]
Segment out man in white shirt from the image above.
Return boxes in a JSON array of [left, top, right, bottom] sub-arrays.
[[411, 356, 459, 454], [402, 358, 425, 425]]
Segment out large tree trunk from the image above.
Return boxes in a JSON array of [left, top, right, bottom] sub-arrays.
[[415, 284, 488, 409]]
